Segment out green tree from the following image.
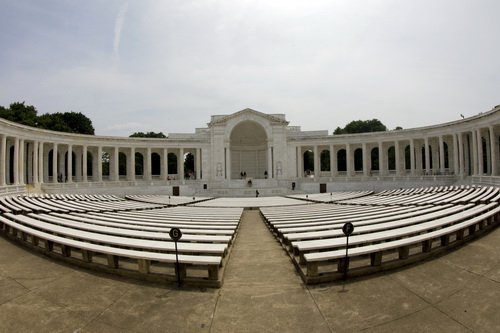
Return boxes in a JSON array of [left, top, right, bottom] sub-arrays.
[[60, 112, 95, 134], [303, 150, 314, 172], [0, 102, 95, 135], [130, 131, 167, 138], [102, 151, 110, 176], [320, 150, 330, 171], [0, 102, 38, 127], [37, 112, 95, 134], [184, 153, 195, 173], [37, 113, 72, 133], [334, 119, 387, 134]]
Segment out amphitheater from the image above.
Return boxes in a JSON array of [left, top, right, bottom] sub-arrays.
[[1, 107, 499, 332]]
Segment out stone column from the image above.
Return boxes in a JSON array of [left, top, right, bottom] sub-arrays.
[[82, 145, 88, 182], [346, 144, 352, 177], [424, 137, 430, 175], [489, 126, 497, 175], [439, 136, 445, 174], [471, 130, 478, 175], [452, 134, 459, 176], [74, 147, 82, 182], [410, 139, 415, 175], [52, 143, 58, 183], [127, 147, 135, 181], [179, 148, 184, 180], [32, 141, 39, 184], [38, 142, 44, 184], [13, 138, 20, 184], [330, 144, 337, 177], [19, 139, 26, 184], [111, 146, 119, 181], [97, 146, 103, 182], [268, 145, 273, 179], [58, 147, 66, 182], [297, 146, 302, 178], [477, 129, 484, 175], [395, 140, 401, 176], [67, 144, 73, 182], [379, 141, 386, 176], [224, 147, 230, 180], [145, 147, 152, 181], [196, 148, 201, 180], [162, 148, 169, 179], [0, 135, 5, 186], [458, 133, 464, 175], [362, 143, 369, 177], [313, 145, 319, 178], [26, 142, 33, 184]]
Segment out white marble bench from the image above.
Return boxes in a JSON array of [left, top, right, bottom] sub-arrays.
[[28, 213, 233, 243], [0, 215, 222, 285], [303, 204, 500, 280], [283, 204, 460, 244], [292, 204, 494, 260], [4, 213, 229, 256]]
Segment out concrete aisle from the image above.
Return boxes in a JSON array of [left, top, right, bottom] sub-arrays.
[[210, 209, 331, 332]]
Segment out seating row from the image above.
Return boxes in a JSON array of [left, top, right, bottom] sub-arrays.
[[260, 187, 500, 284], [0, 197, 243, 287]]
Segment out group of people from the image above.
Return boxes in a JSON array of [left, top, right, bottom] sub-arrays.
[[240, 171, 269, 179]]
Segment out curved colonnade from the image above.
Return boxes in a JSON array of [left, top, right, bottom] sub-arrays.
[[0, 107, 499, 196]]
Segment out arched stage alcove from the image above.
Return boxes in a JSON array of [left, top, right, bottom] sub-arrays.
[[230, 120, 268, 179]]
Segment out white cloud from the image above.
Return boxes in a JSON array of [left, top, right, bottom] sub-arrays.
[[1, 0, 499, 137], [113, 3, 128, 61]]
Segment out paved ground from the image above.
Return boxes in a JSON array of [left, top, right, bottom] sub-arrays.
[[0, 210, 499, 332]]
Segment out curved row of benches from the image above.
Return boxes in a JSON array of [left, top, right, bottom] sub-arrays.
[[261, 186, 500, 284], [0, 195, 243, 287]]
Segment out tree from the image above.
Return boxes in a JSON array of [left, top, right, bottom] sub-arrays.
[[0, 102, 95, 135], [334, 119, 387, 135], [184, 153, 195, 173], [0, 102, 38, 127], [130, 131, 167, 138], [303, 150, 314, 172], [60, 112, 95, 134], [37, 113, 72, 133], [37, 112, 95, 134]]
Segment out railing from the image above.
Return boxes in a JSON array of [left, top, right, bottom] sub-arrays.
[[471, 176, 500, 187], [0, 185, 26, 197]]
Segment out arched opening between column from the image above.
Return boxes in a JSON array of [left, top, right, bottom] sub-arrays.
[[337, 149, 347, 172]]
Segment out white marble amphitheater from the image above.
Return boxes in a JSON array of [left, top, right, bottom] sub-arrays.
[[2, 107, 500, 332], [1, 107, 500, 196]]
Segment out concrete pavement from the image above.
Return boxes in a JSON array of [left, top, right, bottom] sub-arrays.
[[0, 210, 499, 332]]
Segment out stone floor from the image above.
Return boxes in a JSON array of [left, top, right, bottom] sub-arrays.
[[0, 210, 499, 332]]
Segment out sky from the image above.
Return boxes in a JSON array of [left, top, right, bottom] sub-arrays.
[[0, 0, 499, 137]]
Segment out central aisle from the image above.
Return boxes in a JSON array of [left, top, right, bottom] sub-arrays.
[[210, 209, 331, 332]]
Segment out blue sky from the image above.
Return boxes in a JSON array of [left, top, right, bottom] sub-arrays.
[[1, 0, 499, 136]]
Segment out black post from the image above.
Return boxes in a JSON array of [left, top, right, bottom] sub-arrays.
[[174, 240, 181, 287], [343, 235, 349, 281], [341, 222, 354, 281], [169, 228, 183, 287]]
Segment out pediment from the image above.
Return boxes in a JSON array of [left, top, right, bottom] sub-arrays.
[[208, 108, 289, 127]]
